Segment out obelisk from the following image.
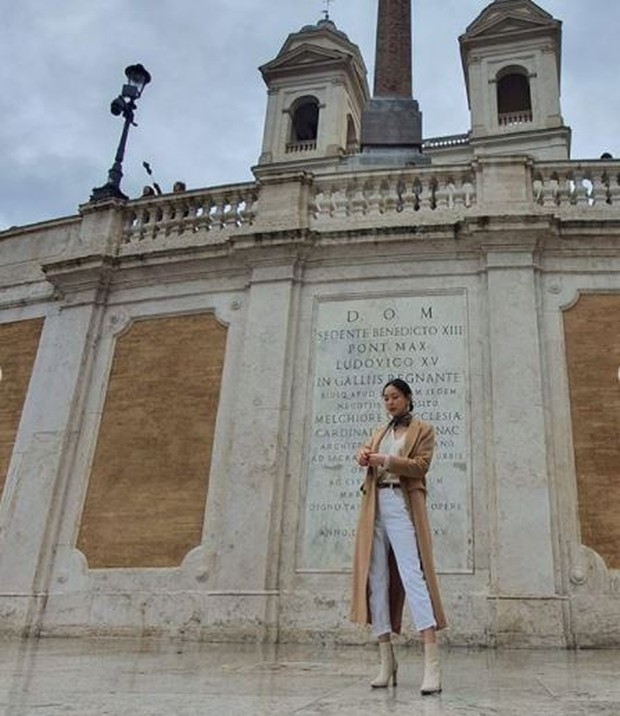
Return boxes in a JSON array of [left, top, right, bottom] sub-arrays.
[[360, 0, 424, 155], [374, 0, 412, 98]]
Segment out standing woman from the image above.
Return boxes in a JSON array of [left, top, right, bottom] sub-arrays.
[[350, 378, 446, 694]]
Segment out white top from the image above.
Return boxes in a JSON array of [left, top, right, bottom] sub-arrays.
[[377, 429, 406, 484]]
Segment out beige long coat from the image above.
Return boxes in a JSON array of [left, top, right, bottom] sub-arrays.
[[349, 418, 447, 633]]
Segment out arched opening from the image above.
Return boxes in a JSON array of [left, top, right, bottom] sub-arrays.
[[287, 96, 319, 153], [497, 67, 532, 126]]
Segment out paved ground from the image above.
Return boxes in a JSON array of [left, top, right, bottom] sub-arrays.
[[0, 638, 618, 715]]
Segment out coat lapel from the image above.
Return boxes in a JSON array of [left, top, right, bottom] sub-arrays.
[[372, 418, 422, 456], [400, 418, 422, 457]]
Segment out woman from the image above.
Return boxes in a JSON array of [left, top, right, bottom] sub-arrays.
[[350, 378, 446, 694]]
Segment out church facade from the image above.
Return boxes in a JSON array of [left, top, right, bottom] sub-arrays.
[[0, 0, 618, 647]]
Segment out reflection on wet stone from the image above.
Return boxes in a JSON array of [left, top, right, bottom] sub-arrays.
[[1, 639, 619, 716]]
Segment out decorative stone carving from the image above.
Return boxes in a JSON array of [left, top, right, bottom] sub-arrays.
[[107, 309, 132, 336]]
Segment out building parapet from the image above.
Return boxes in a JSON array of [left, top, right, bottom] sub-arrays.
[[310, 165, 476, 227], [5, 158, 620, 260], [116, 158, 620, 247], [121, 182, 259, 246], [422, 134, 470, 150], [533, 161, 620, 209]]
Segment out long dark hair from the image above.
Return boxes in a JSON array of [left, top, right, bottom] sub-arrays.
[[382, 378, 414, 412]]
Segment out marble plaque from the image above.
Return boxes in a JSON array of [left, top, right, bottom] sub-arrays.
[[299, 293, 472, 573]]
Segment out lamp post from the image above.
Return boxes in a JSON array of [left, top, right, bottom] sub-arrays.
[[90, 63, 152, 202]]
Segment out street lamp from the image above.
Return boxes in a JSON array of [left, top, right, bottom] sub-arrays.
[[90, 63, 152, 202]]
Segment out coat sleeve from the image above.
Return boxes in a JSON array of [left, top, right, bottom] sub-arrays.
[[388, 423, 435, 480]]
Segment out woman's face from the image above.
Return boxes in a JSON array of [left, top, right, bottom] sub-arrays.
[[382, 385, 410, 417]]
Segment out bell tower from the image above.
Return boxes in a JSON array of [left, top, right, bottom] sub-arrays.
[[459, 0, 571, 159], [255, 18, 369, 174]]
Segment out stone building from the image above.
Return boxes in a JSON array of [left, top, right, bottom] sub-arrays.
[[0, 0, 618, 648]]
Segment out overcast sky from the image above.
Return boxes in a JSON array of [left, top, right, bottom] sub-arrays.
[[1, 0, 619, 230]]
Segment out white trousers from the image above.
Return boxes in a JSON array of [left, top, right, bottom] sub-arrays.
[[369, 487, 437, 636]]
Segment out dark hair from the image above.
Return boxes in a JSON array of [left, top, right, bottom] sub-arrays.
[[382, 378, 414, 411]]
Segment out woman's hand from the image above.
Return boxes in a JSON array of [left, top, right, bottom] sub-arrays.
[[355, 447, 371, 467], [367, 453, 388, 468]]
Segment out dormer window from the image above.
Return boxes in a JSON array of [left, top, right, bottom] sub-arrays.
[[287, 96, 320, 153], [497, 66, 532, 126]]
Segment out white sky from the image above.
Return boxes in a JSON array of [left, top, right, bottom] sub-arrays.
[[1, 0, 619, 230]]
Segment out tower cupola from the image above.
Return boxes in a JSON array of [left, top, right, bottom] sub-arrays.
[[256, 18, 369, 173], [459, 0, 570, 159]]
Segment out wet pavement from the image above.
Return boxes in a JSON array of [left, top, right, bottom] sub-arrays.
[[0, 638, 618, 715]]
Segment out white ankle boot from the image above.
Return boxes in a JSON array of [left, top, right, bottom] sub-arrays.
[[370, 641, 398, 688], [420, 642, 442, 695]]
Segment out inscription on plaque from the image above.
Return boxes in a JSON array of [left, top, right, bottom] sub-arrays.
[[299, 293, 472, 573]]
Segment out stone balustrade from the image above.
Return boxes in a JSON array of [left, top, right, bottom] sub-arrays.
[[310, 167, 476, 223], [422, 134, 470, 150], [499, 110, 533, 126], [116, 160, 620, 251], [122, 182, 259, 245], [286, 141, 317, 154], [533, 161, 620, 209]]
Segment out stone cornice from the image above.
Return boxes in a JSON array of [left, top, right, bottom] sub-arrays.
[[41, 254, 116, 300]]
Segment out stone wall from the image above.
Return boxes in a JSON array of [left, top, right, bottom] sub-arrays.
[[0, 157, 618, 646]]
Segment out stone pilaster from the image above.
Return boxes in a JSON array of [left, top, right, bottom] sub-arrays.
[[484, 243, 565, 646], [254, 173, 312, 232], [0, 261, 112, 636], [204, 258, 300, 641]]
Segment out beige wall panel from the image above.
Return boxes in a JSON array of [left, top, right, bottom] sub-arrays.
[[564, 294, 620, 569], [77, 313, 226, 569], [0, 318, 44, 498]]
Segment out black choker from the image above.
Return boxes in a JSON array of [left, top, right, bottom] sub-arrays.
[[389, 412, 413, 429]]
